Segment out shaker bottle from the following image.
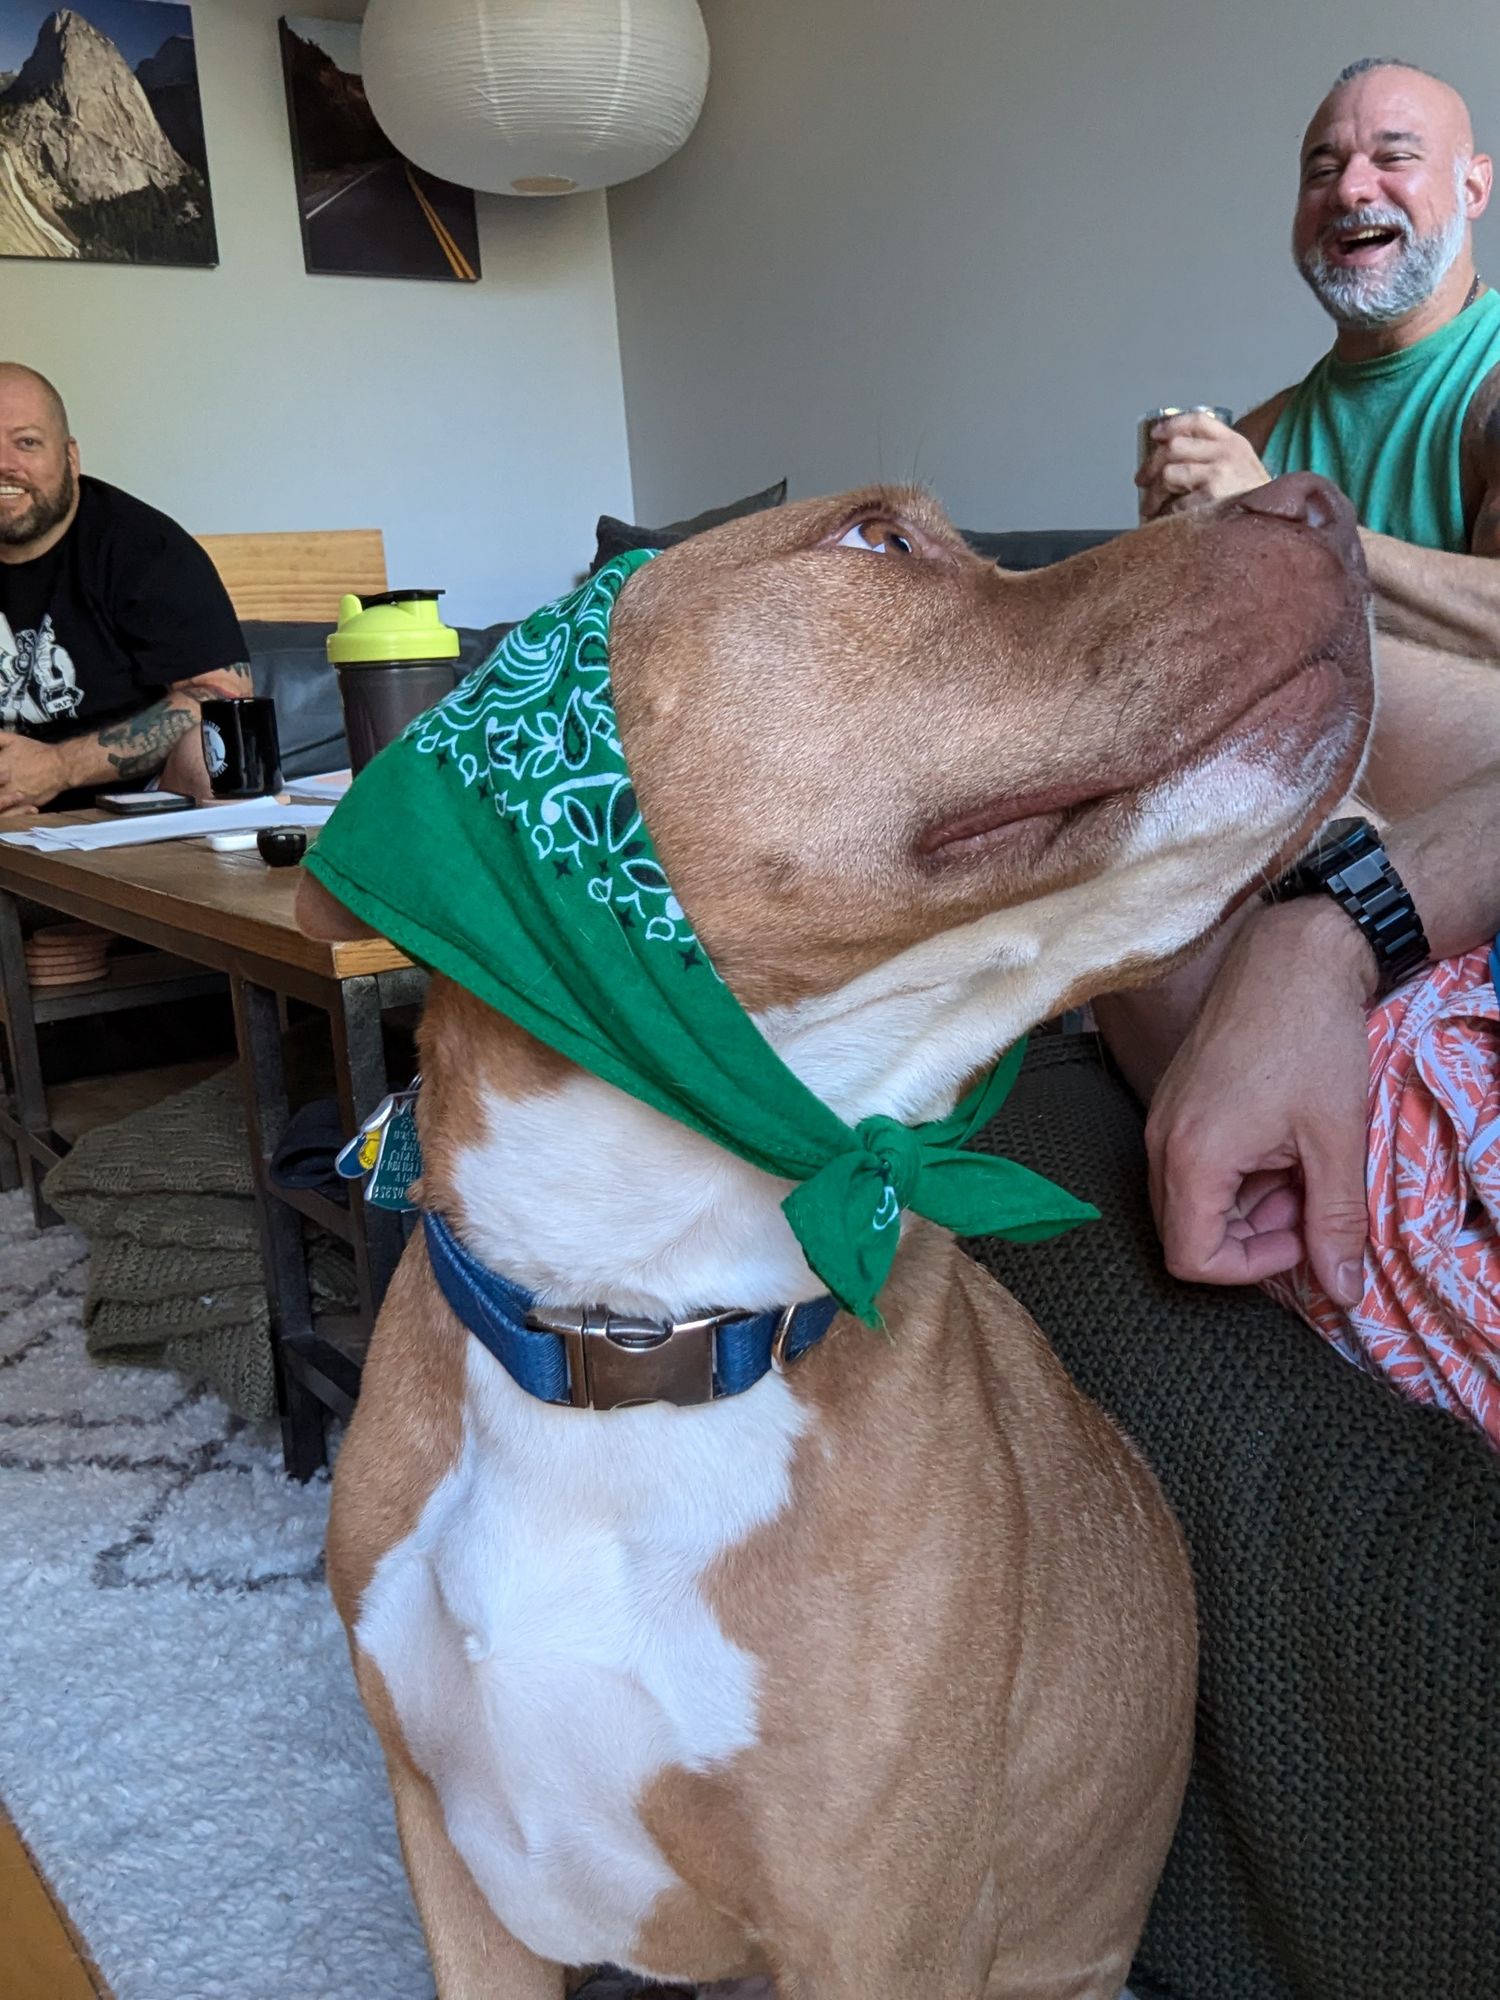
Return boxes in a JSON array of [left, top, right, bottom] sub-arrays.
[[326, 589, 461, 773]]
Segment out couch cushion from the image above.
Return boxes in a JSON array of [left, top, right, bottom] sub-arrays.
[[589, 479, 789, 573], [243, 622, 346, 780], [456, 620, 515, 671], [971, 1033, 1500, 2000], [961, 527, 1121, 569]]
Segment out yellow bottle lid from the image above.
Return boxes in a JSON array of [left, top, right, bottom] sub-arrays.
[[326, 590, 461, 666]]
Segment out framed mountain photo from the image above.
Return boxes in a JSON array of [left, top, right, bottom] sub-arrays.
[[280, 16, 480, 283], [0, 1, 217, 267]]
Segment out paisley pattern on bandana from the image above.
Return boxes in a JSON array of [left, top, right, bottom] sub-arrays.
[[406, 557, 697, 950]]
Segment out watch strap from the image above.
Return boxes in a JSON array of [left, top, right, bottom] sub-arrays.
[[1270, 817, 1430, 998]]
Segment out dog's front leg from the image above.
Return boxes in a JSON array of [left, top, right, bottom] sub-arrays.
[[386, 1754, 565, 2000]]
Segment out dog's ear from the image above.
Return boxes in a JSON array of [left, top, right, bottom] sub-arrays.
[[295, 872, 378, 942]]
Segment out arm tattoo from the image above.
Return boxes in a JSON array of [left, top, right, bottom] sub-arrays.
[[98, 699, 197, 778], [172, 662, 254, 702], [1462, 365, 1500, 550]]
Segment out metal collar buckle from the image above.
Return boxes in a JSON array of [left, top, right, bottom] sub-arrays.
[[522, 1303, 752, 1410]]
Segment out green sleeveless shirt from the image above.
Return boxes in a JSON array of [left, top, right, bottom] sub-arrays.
[[1262, 290, 1500, 551]]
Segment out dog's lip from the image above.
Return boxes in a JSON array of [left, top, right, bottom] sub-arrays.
[[914, 780, 1115, 859], [915, 638, 1362, 865]]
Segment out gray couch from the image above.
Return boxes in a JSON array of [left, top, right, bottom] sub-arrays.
[[973, 1033, 1498, 2000]]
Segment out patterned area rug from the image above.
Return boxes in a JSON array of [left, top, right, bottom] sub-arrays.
[[0, 1195, 771, 2000], [0, 1191, 430, 2000]]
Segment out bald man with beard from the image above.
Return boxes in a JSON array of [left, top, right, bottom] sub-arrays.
[[1105, 61, 1500, 1314], [1000, 60, 1500, 2000], [1140, 55, 1500, 566], [0, 363, 251, 813]]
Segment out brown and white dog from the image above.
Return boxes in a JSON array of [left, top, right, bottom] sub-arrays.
[[299, 476, 1372, 2000]]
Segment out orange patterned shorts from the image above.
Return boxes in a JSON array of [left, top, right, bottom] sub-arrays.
[[1263, 943, 1500, 1445]]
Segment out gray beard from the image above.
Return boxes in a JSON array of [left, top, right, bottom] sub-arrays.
[[0, 464, 76, 549], [1297, 200, 1467, 331]]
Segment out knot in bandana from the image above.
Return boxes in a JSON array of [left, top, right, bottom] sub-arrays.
[[858, 1115, 925, 1212], [306, 552, 1097, 1326]]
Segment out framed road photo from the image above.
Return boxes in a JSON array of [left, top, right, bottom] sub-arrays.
[[279, 15, 481, 284]]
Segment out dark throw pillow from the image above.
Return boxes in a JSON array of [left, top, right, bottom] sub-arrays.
[[590, 479, 789, 573]]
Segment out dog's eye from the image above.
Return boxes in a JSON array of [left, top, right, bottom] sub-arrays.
[[837, 519, 915, 556]]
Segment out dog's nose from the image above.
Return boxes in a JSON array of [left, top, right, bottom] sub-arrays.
[[1235, 471, 1358, 549]]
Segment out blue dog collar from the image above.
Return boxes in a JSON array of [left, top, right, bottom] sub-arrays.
[[423, 1210, 840, 1410]]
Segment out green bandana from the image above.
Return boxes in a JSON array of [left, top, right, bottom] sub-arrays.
[[305, 552, 1096, 1323]]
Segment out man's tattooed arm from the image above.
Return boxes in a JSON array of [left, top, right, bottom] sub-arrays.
[[169, 661, 254, 705], [98, 699, 197, 778], [45, 663, 257, 795], [158, 662, 256, 798]]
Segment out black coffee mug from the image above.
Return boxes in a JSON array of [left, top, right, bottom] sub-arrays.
[[201, 697, 282, 800]]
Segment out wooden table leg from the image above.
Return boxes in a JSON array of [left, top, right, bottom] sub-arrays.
[[0, 888, 62, 1227], [330, 972, 405, 1323], [0, 1027, 19, 1195], [232, 973, 326, 1481]]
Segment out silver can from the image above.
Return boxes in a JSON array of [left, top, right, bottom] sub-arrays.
[[1137, 404, 1235, 472]]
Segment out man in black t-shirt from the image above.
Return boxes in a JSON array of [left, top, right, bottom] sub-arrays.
[[0, 362, 251, 813]]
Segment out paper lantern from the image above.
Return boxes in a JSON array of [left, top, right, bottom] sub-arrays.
[[360, 0, 710, 198]]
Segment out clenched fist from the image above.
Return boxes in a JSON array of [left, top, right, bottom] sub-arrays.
[[0, 730, 67, 814]]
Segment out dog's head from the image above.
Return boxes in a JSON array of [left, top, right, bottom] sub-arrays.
[[298, 476, 1370, 1301], [604, 476, 1372, 1022], [301, 473, 1370, 1128]]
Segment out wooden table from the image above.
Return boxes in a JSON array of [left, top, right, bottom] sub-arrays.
[[0, 815, 425, 1478]]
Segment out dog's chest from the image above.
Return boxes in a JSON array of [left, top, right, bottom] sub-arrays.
[[354, 1348, 810, 1968]]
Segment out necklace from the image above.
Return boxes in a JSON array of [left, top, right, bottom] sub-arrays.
[[1462, 272, 1483, 311]]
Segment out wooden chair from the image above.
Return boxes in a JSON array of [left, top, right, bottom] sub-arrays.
[[195, 528, 387, 624]]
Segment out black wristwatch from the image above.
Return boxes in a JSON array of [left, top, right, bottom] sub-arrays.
[[1266, 817, 1430, 998]]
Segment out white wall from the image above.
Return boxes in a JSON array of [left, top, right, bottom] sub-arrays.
[[608, 0, 1500, 534], [0, 0, 633, 626]]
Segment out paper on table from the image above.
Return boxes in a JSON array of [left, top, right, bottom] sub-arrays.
[[284, 770, 352, 804], [0, 799, 336, 853]]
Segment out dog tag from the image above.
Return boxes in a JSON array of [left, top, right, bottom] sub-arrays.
[[335, 1120, 385, 1181], [335, 1103, 393, 1181], [366, 1103, 423, 1211], [335, 1077, 422, 1186]]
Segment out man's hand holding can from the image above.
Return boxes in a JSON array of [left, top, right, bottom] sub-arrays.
[[1137, 405, 1271, 521]]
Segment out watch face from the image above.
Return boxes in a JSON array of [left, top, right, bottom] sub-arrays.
[[1309, 815, 1368, 860]]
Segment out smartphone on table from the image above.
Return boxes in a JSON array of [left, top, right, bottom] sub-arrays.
[[96, 791, 196, 816]]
